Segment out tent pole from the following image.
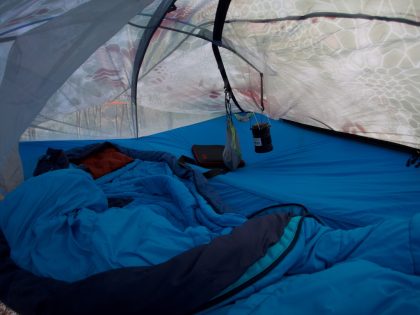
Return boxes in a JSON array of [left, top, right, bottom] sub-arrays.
[[212, 0, 245, 113], [130, 0, 177, 138]]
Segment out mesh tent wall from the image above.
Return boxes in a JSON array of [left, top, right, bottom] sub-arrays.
[[0, 0, 419, 195]]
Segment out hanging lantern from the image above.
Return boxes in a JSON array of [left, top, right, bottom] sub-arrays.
[[251, 117, 273, 153]]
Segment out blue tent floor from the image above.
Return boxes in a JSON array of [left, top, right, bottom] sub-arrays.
[[20, 116, 420, 229]]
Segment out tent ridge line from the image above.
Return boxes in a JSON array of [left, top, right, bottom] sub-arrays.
[[224, 12, 420, 27], [0, 16, 56, 38], [128, 21, 263, 74]]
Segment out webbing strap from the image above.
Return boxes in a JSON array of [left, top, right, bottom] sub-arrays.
[[178, 155, 197, 166], [178, 155, 228, 179]]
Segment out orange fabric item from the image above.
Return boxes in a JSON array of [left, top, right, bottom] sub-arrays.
[[80, 147, 134, 179]]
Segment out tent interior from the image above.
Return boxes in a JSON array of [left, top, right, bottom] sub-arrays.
[[0, 1, 420, 314]]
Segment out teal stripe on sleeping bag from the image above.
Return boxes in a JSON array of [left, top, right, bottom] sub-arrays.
[[214, 216, 301, 298]]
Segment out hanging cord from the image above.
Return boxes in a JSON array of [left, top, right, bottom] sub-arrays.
[[252, 72, 271, 130], [225, 88, 233, 119], [250, 98, 271, 130], [250, 112, 260, 129]]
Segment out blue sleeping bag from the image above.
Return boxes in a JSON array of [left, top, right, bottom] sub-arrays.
[[204, 214, 420, 314], [0, 158, 245, 282]]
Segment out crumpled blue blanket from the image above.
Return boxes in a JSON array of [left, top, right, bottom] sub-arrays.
[[0, 159, 245, 282]]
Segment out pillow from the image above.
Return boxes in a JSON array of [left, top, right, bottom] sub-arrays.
[[79, 146, 134, 179]]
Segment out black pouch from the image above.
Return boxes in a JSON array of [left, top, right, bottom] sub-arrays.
[[33, 148, 69, 176]]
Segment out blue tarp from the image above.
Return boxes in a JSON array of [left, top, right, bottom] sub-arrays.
[[9, 115, 420, 314], [20, 115, 420, 228]]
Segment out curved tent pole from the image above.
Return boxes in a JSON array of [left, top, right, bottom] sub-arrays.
[[212, 0, 246, 113], [128, 22, 264, 81], [131, 0, 177, 138]]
